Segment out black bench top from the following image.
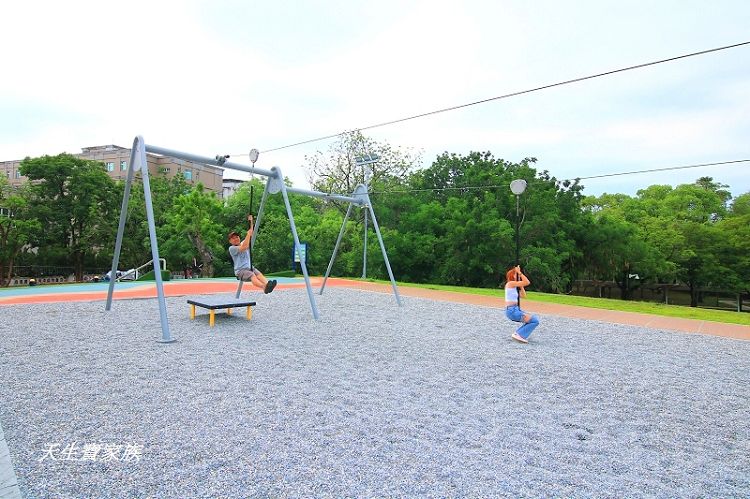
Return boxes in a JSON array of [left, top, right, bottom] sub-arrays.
[[187, 298, 257, 310]]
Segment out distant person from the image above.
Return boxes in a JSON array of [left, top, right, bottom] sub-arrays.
[[504, 265, 539, 343], [228, 215, 277, 294]]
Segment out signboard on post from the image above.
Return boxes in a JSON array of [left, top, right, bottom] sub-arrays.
[[292, 242, 308, 265]]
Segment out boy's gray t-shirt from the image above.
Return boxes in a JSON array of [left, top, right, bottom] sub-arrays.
[[228, 245, 251, 275]]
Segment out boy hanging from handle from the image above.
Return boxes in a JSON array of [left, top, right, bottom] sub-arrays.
[[227, 190, 277, 294]]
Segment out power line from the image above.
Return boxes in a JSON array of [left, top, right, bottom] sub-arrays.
[[230, 40, 750, 157], [369, 159, 750, 195]]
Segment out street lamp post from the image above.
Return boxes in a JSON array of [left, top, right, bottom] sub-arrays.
[[510, 179, 527, 304]]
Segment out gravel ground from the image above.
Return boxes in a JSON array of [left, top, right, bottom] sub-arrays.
[[0, 288, 748, 498]]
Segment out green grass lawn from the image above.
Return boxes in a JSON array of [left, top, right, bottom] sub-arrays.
[[354, 278, 750, 326]]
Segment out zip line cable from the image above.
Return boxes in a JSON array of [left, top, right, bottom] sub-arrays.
[[575, 159, 749, 180], [368, 159, 750, 195], [229, 41, 750, 157]]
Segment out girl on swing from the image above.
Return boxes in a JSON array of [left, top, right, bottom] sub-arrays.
[[504, 265, 540, 343], [228, 215, 277, 294]]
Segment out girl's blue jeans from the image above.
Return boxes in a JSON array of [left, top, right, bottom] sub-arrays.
[[505, 305, 539, 339]]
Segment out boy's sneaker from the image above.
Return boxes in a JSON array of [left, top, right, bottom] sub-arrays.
[[263, 281, 273, 294], [511, 332, 528, 344], [268, 280, 278, 293]]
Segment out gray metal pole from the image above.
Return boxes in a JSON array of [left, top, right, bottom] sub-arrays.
[[366, 194, 401, 306], [320, 203, 353, 295], [140, 144, 173, 343], [286, 186, 362, 205], [106, 137, 139, 310], [276, 168, 320, 319], [145, 145, 275, 178], [362, 208, 368, 279]]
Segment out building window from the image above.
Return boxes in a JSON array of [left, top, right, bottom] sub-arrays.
[[159, 167, 171, 173], [106, 162, 115, 172], [120, 161, 127, 171], [184, 170, 192, 180], [15, 171, 21, 178]]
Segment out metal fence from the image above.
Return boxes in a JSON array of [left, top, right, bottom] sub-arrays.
[[572, 280, 749, 313]]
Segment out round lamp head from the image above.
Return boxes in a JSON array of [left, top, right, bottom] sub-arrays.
[[249, 148, 260, 164], [510, 179, 527, 195]]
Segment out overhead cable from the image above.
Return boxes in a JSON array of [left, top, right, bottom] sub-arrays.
[[233, 40, 750, 156]]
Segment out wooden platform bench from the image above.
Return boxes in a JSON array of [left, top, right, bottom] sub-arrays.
[[187, 298, 257, 327]]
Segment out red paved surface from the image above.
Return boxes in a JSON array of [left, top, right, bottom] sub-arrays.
[[1, 277, 747, 340]]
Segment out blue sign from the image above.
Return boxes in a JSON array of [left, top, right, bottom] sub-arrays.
[[292, 242, 308, 264]]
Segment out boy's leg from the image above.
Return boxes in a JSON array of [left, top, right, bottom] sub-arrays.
[[250, 274, 265, 289], [254, 269, 278, 294], [254, 269, 268, 286]]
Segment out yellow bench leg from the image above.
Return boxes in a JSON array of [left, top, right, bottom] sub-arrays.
[[246, 305, 252, 320], [209, 310, 215, 327], [227, 307, 232, 315], [190, 304, 195, 320]]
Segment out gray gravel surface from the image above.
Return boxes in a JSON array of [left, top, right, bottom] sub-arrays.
[[0, 288, 748, 498]]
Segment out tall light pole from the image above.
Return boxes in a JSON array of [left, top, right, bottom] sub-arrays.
[[355, 153, 379, 278], [510, 179, 527, 305]]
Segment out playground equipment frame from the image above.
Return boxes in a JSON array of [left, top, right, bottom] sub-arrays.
[[105, 136, 400, 343]]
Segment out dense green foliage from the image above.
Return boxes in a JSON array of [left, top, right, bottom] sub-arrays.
[[2, 147, 747, 311]]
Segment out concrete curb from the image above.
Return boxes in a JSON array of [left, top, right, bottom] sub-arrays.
[[0, 419, 22, 499]]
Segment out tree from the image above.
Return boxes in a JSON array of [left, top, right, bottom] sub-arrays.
[[695, 176, 731, 207], [162, 184, 227, 277], [0, 177, 41, 286], [117, 174, 191, 271], [729, 192, 750, 216], [304, 130, 422, 217], [715, 213, 750, 296], [19, 153, 118, 281], [585, 179, 736, 304], [395, 152, 590, 291]]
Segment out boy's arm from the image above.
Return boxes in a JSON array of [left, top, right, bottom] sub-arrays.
[[239, 229, 251, 252]]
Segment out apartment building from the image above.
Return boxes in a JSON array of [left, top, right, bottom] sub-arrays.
[[222, 178, 246, 199], [0, 144, 225, 195]]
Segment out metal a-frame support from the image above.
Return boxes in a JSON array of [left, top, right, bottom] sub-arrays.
[[106, 136, 174, 343], [319, 185, 402, 306]]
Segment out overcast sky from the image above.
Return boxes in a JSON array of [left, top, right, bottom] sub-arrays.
[[2, 0, 749, 198]]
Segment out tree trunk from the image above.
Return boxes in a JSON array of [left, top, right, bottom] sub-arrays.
[[6, 256, 14, 287], [689, 282, 698, 307], [75, 250, 84, 282], [2, 250, 19, 287], [188, 233, 215, 278], [617, 270, 631, 300]]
